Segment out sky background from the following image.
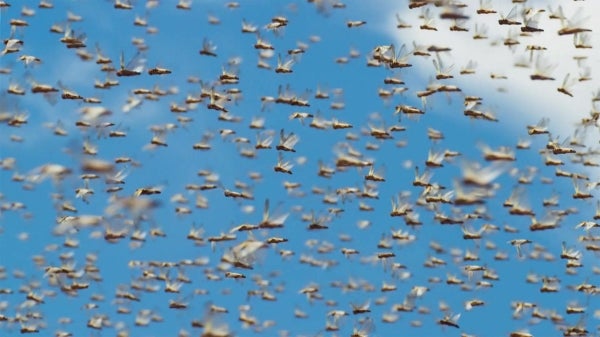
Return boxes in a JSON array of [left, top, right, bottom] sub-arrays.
[[1, 0, 600, 336]]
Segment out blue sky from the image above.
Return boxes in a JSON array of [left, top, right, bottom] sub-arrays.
[[1, 0, 600, 336]]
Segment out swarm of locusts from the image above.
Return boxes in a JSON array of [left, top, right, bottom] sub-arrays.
[[1, 0, 600, 336]]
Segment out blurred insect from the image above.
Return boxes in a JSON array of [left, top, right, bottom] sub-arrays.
[[419, 7, 437, 30], [59, 24, 86, 48], [199, 38, 218, 57], [530, 55, 556, 81], [347, 20, 366, 28], [116, 51, 145, 76], [395, 13, 412, 29], [437, 313, 461, 328], [527, 118, 550, 135], [275, 54, 295, 73], [477, 0, 496, 14], [433, 54, 454, 80], [558, 7, 592, 35], [498, 6, 521, 25], [521, 9, 544, 32]]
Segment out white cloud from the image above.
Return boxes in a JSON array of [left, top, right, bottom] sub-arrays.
[[378, 1, 600, 181]]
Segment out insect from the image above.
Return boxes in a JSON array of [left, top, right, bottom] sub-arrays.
[[116, 51, 145, 76], [199, 38, 218, 57], [498, 5, 521, 25]]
